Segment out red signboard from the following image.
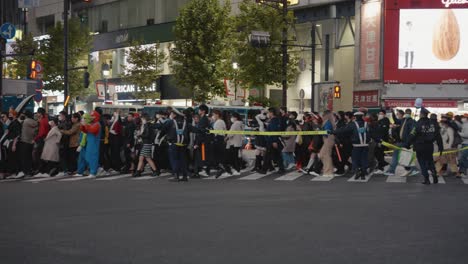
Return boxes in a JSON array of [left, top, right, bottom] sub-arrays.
[[360, 1, 382, 81], [384, 100, 458, 108], [353, 90, 380, 107], [383, 0, 468, 84]]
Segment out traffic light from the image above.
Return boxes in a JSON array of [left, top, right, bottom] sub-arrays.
[[333, 85, 341, 99], [27, 60, 37, 80], [83, 71, 90, 88]]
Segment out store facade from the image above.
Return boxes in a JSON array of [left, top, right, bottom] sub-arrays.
[[355, 0, 468, 115]]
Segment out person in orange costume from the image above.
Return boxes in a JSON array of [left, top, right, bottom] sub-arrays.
[[77, 111, 101, 178]]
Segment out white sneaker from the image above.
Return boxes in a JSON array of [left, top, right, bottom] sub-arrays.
[[232, 170, 241, 176], [97, 167, 105, 175], [87, 174, 96, 179], [409, 170, 419, 177], [41, 173, 51, 178], [286, 164, 296, 170], [220, 172, 232, 178], [199, 171, 209, 177], [384, 171, 395, 176], [299, 168, 309, 174], [73, 173, 83, 177], [334, 172, 345, 177], [309, 171, 320, 177], [401, 170, 411, 177], [321, 174, 334, 178], [374, 169, 384, 174], [13, 172, 25, 179]]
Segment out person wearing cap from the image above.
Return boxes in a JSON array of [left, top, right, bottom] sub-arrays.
[[460, 113, 468, 176], [194, 104, 211, 177], [408, 107, 443, 184], [159, 108, 193, 182], [334, 111, 370, 180]]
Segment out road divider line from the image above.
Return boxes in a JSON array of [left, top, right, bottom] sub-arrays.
[[311, 176, 335, 182], [95, 174, 132, 181]]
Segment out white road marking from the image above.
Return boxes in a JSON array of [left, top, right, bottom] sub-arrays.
[[462, 177, 468, 185], [311, 176, 335, 182], [238, 171, 275, 180], [348, 172, 374, 183], [25, 175, 68, 183], [386, 175, 407, 183], [95, 174, 132, 181], [60, 176, 94, 182], [275, 171, 303, 181]]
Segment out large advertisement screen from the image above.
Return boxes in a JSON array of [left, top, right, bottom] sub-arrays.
[[384, 1, 468, 84], [399, 9, 468, 70]]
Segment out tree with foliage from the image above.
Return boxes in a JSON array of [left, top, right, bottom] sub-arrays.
[[233, 0, 299, 91], [122, 41, 167, 100], [39, 18, 92, 98], [8, 33, 37, 79], [171, 0, 233, 103]]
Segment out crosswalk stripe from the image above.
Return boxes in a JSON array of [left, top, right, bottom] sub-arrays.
[[59, 176, 96, 182], [429, 176, 446, 184], [462, 177, 468, 184], [238, 171, 275, 180], [311, 175, 335, 182], [25, 175, 68, 183], [348, 172, 374, 183], [275, 171, 303, 181], [131, 173, 171, 180], [95, 174, 132, 181], [386, 175, 407, 183]]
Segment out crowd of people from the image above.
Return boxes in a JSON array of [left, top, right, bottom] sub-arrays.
[[1, 104, 467, 184]]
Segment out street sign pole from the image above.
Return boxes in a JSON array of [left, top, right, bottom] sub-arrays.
[[63, 0, 69, 113]]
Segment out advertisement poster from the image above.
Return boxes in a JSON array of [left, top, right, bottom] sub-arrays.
[[353, 90, 379, 108], [399, 9, 468, 70], [318, 86, 333, 112], [360, 1, 382, 81]]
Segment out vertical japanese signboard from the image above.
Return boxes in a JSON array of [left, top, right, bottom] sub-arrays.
[[353, 90, 380, 108], [360, 1, 382, 81]]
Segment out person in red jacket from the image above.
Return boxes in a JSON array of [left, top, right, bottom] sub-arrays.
[[33, 108, 49, 173]]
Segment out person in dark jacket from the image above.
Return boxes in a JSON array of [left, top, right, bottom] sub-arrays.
[[194, 104, 211, 177], [335, 111, 370, 180], [122, 113, 136, 173], [133, 114, 158, 177], [259, 107, 284, 174], [160, 109, 193, 182], [385, 108, 418, 176], [407, 107, 443, 184]]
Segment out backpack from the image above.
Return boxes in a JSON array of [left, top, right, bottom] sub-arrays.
[[452, 130, 462, 148]]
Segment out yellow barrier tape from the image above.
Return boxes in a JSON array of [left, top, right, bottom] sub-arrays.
[[209, 130, 328, 136], [381, 141, 468, 156]]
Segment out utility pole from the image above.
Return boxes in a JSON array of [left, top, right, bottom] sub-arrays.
[[63, 0, 69, 112], [281, 0, 288, 108], [311, 23, 316, 112]]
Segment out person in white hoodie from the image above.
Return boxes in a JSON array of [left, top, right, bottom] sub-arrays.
[[435, 120, 460, 177], [460, 114, 468, 176], [225, 112, 245, 176]]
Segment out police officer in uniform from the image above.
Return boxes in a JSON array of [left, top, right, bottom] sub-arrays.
[[408, 107, 443, 185]]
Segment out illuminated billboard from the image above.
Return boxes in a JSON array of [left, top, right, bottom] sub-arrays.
[[384, 0, 468, 84]]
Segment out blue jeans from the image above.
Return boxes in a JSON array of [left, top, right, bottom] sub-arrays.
[[461, 144, 468, 174], [282, 152, 295, 168], [352, 147, 369, 172], [387, 142, 416, 173]]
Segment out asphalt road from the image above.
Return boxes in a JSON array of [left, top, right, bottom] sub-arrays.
[[1, 178, 468, 264]]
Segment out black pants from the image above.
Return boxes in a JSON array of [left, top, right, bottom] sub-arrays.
[[100, 143, 111, 171], [6, 145, 20, 174], [39, 160, 59, 175], [19, 142, 34, 175], [153, 144, 169, 170], [66, 147, 78, 173], [33, 139, 44, 171], [168, 144, 188, 178], [263, 144, 284, 171], [227, 146, 241, 173], [109, 139, 122, 171], [374, 144, 387, 170], [212, 138, 228, 172], [416, 144, 436, 180]]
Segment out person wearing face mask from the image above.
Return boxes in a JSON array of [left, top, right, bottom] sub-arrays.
[[259, 107, 285, 174], [32, 108, 49, 174], [281, 112, 298, 170], [224, 112, 245, 176], [385, 108, 418, 177], [122, 113, 136, 174], [57, 111, 71, 174], [60, 113, 82, 175], [108, 112, 123, 173], [210, 110, 229, 178], [459, 114, 468, 176], [436, 120, 461, 178], [371, 110, 390, 174], [4, 110, 22, 177], [16, 111, 38, 179], [133, 114, 159, 177], [153, 111, 170, 175], [251, 110, 268, 172], [35, 118, 62, 177]]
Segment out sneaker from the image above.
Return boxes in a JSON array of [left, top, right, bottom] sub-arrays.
[[286, 163, 296, 170], [309, 171, 320, 177], [408, 170, 419, 177], [383, 171, 395, 176], [73, 173, 83, 177], [199, 171, 209, 177], [401, 170, 411, 177], [374, 169, 384, 174], [321, 174, 334, 178], [334, 172, 345, 177], [219, 172, 232, 178], [299, 168, 309, 175], [232, 170, 241, 176], [87, 174, 96, 179], [13, 172, 25, 179]]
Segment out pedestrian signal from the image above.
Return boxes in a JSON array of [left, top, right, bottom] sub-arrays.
[[333, 85, 341, 99]]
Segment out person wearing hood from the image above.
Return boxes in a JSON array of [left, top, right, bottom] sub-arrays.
[[334, 112, 370, 180], [407, 107, 443, 184], [224, 112, 245, 176], [76, 111, 101, 178]]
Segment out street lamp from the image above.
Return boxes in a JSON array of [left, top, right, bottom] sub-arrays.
[[232, 62, 239, 101], [102, 63, 110, 102]]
